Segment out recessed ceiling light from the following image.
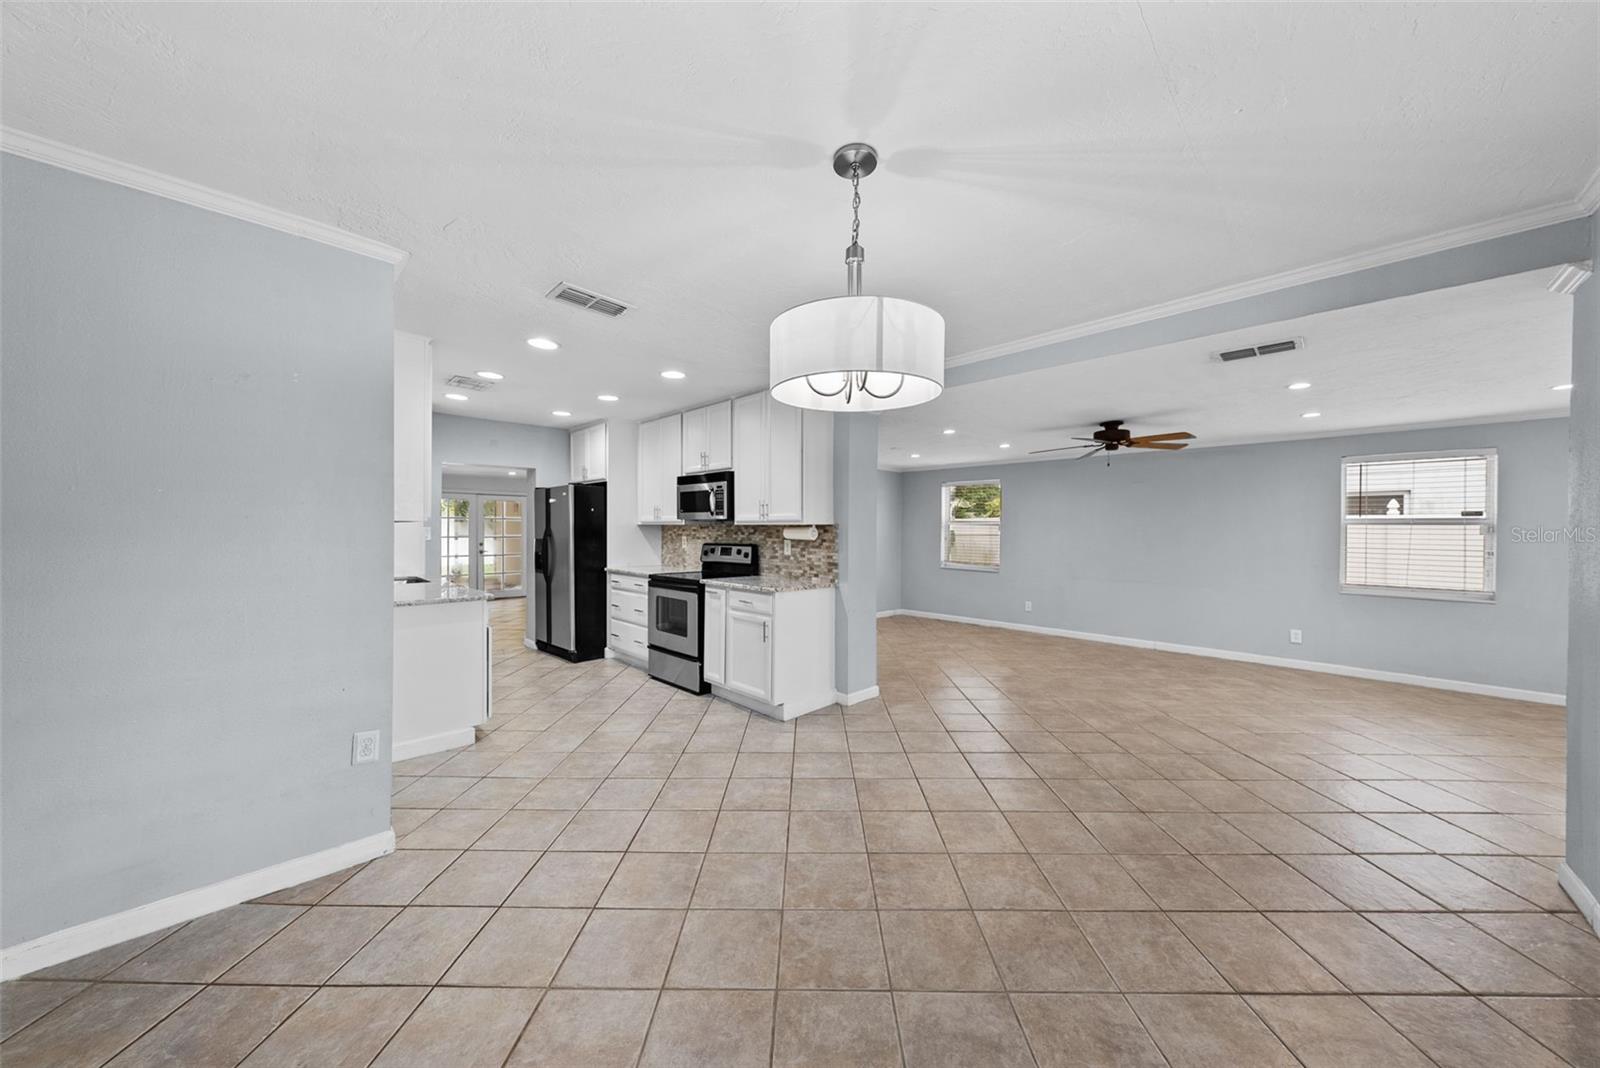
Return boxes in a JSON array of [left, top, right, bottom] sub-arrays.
[[475, 370, 504, 380], [597, 394, 619, 402], [526, 337, 559, 351], [1553, 383, 1574, 391], [942, 428, 956, 435], [1288, 381, 1311, 390], [660, 370, 686, 380], [910, 453, 921, 459], [999, 443, 1011, 449], [1301, 411, 1322, 419], [444, 393, 468, 401], [507, 470, 520, 476], [551, 409, 571, 417]]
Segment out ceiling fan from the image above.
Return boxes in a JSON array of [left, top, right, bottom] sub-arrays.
[[1030, 420, 1195, 460]]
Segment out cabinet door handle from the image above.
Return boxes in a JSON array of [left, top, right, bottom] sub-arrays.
[[762, 621, 768, 643]]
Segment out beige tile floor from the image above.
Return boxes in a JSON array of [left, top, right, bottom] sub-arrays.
[[4, 600, 1598, 1067]]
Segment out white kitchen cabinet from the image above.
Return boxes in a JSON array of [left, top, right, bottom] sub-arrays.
[[703, 586, 726, 685], [681, 400, 732, 474], [605, 572, 650, 664], [731, 391, 833, 523], [636, 413, 682, 523], [570, 423, 608, 483], [765, 399, 804, 522], [724, 604, 773, 702], [702, 584, 834, 719], [393, 331, 432, 522]]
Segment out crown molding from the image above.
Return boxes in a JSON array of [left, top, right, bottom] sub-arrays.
[[1577, 162, 1600, 215], [0, 127, 410, 276], [947, 196, 1596, 370]]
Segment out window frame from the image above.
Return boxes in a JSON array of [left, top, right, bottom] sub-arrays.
[[940, 479, 1003, 572], [1338, 448, 1498, 604]]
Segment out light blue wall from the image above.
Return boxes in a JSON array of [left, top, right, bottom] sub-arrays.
[[898, 418, 1570, 695], [1566, 212, 1599, 914], [877, 470, 904, 612], [1, 155, 395, 946], [428, 413, 571, 582]]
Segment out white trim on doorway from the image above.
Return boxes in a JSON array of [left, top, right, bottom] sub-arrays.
[[880, 608, 1564, 705], [0, 828, 395, 980]]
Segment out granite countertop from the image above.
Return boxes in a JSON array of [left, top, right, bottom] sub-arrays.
[[609, 565, 834, 593], [608, 565, 672, 578], [704, 574, 836, 594], [394, 583, 493, 608]]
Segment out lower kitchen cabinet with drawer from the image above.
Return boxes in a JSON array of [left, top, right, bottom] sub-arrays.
[[702, 584, 835, 720], [605, 572, 651, 665]]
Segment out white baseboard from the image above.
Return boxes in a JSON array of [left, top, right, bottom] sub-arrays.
[[876, 609, 905, 618], [523, 637, 539, 652], [393, 727, 477, 762], [1560, 863, 1600, 937], [0, 828, 395, 980], [888, 609, 1565, 705], [836, 685, 881, 705]]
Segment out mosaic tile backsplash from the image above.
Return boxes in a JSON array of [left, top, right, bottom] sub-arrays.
[[661, 524, 838, 585]]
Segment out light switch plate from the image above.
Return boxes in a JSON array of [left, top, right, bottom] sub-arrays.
[[352, 730, 381, 765], [1289, 628, 1303, 645]]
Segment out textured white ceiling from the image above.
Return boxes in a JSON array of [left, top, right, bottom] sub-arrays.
[[879, 268, 1575, 470], [3, 3, 1595, 428]]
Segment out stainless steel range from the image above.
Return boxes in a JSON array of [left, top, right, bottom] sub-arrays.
[[647, 542, 759, 694]]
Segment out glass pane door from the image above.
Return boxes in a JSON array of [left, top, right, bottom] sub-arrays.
[[439, 493, 527, 598], [481, 497, 525, 595], [440, 497, 473, 587]]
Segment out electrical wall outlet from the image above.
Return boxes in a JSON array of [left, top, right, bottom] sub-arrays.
[[1024, 600, 1033, 613], [352, 730, 381, 765], [1289, 628, 1303, 645]]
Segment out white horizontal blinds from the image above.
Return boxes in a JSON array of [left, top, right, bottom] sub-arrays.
[[942, 482, 1002, 569], [1341, 453, 1495, 597]]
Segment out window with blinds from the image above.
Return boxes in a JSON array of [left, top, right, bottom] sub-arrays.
[[941, 481, 1002, 571], [1340, 451, 1496, 601]]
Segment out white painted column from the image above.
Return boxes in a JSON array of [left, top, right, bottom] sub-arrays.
[[833, 413, 879, 701]]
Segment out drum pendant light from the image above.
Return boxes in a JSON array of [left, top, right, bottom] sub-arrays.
[[769, 143, 945, 412]]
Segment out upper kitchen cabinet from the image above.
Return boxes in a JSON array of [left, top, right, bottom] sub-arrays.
[[570, 422, 608, 483], [731, 391, 833, 524], [393, 331, 432, 522], [637, 412, 683, 523], [681, 400, 732, 473]]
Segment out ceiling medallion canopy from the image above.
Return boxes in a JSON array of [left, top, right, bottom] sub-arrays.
[[769, 143, 945, 412]]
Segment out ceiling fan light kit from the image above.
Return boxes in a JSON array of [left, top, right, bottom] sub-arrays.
[[769, 143, 945, 412]]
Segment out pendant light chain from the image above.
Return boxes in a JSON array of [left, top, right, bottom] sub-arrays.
[[850, 162, 861, 248]]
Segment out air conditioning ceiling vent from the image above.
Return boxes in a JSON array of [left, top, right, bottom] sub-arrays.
[[445, 375, 494, 391], [547, 282, 629, 317], [1216, 337, 1304, 362]]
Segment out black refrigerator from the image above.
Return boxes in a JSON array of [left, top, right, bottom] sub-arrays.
[[532, 482, 606, 661]]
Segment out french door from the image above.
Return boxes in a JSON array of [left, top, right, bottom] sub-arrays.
[[440, 494, 526, 597]]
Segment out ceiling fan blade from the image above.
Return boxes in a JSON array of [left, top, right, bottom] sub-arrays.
[[1028, 444, 1100, 455], [1076, 446, 1109, 460], [1129, 441, 1188, 450], [1127, 432, 1195, 443]]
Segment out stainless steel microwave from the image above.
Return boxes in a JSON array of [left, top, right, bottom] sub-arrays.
[[676, 472, 732, 522]]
